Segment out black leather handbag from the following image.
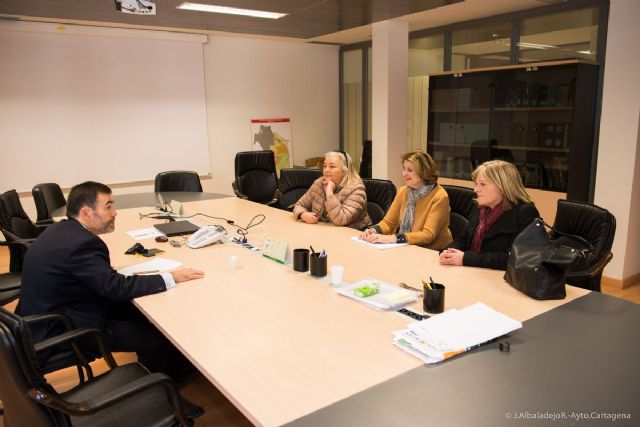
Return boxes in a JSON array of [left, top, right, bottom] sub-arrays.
[[504, 218, 585, 300]]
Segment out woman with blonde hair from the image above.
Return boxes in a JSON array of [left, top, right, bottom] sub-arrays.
[[360, 150, 452, 250], [293, 151, 371, 230], [439, 160, 539, 270]]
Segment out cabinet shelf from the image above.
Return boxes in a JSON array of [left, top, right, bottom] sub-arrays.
[[493, 107, 573, 112], [428, 141, 570, 153], [429, 108, 490, 113]]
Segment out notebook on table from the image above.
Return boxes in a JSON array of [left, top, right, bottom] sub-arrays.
[[153, 220, 200, 237]]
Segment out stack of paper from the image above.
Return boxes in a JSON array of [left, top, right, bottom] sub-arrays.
[[335, 278, 419, 311], [393, 302, 522, 364]]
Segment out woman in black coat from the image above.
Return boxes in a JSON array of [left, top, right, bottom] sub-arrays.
[[439, 160, 539, 270]]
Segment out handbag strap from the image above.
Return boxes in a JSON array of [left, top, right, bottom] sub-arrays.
[[539, 218, 595, 252]]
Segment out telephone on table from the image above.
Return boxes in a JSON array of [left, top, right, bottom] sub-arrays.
[[186, 225, 227, 249]]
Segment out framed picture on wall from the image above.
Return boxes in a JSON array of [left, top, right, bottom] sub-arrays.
[[251, 118, 293, 174]]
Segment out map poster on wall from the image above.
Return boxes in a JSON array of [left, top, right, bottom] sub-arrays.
[[251, 118, 292, 174]]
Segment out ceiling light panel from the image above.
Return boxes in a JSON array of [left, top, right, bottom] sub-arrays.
[[177, 2, 287, 19]]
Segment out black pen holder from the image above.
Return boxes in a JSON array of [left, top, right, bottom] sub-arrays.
[[309, 254, 327, 278], [293, 249, 310, 272], [423, 283, 445, 314]]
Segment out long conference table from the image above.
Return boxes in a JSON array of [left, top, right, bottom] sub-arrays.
[[101, 196, 638, 426]]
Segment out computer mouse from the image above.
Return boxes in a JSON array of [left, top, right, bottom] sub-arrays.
[[155, 235, 169, 243]]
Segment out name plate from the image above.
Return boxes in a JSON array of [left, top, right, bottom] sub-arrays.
[[262, 238, 291, 264]]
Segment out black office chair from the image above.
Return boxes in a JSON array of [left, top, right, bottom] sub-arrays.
[[362, 179, 396, 225], [0, 240, 29, 306], [233, 150, 279, 205], [0, 306, 193, 427], [32, 183, 66, 225], [551, 199, 616, 292], [0, 189, 45, 240], [276, 168, 322, 211], [154, 171, 203, 193], [442, 185, 476, 240]]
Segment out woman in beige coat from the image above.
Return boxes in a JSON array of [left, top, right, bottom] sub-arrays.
[[293, 151, 371, 230]]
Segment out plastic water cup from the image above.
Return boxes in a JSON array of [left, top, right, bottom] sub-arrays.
[[330, 265, 344, 285], [229, 255, 239, 269]]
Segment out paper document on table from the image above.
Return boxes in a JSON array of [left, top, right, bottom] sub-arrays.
[[393, 302, 522, 364], [118, 258, 183, 276], [127, 227, 164, 240], [350, 236, 408, 250], [336, 278, 419, 311]]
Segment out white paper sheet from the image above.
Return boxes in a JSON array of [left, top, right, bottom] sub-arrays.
[[117, 258, 183, 276], [350, 236, 408, 250], [126, 227, 164, 240]]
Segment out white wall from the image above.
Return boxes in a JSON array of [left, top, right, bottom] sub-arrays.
[[203, 36, 339, 195], [0, 21, 209, 191], [595, 0, 640, 282]]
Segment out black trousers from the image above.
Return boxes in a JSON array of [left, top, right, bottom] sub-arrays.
[[100, 302, 194, 382]]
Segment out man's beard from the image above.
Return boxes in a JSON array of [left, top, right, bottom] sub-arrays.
[[99, 219, 116, 234]]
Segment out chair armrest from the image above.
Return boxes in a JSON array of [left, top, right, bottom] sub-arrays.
[[0, 238, 34, 248], [586, 251, 613, 277], [28, 372, 190, 426], [33, 327, 117, 369], [565, 251, 613, 280], [23, 312, 75, 331], [231, 181, 249, 199], [35, 219, 54, 226]]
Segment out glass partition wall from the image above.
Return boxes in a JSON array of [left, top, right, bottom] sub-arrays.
[[340, 1, 606, 191]]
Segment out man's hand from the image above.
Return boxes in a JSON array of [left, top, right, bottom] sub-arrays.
[[171, 268, 205, 283]]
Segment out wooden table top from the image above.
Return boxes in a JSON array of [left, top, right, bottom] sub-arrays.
[[102, 197, 588, 427]]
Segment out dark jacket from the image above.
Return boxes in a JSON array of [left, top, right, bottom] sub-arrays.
[[448, 203, 539, 270], [16, 218, 166, 344]]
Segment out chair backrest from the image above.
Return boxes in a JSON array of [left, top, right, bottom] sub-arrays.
[[154, 171, 203, 192], [362, 179, 397, 225], [234, 150, 279, 204], [276, 168, 322, 211], [0, 189, 40, 239], [449, 212, 469, 241], [32, 183, 66, 225], [442, 185, 476, 220], [552, 199, 616, 262], [0, 307, 63, 427]]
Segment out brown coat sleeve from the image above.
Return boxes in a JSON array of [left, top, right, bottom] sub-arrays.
[[292, 179, 323, 220]]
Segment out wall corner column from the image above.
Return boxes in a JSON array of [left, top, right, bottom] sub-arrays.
[[371, 21, 408, 186]]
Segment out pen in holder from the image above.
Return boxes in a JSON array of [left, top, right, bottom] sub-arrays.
[[310, 253, 327, 277]]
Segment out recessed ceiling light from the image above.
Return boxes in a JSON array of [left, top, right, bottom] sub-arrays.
[[177, 2, 287, 19]]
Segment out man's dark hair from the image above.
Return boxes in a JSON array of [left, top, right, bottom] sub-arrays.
[[66, 181, 112, 219]]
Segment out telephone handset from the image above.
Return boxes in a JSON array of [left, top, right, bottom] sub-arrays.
[[186, 225, 227, 249]]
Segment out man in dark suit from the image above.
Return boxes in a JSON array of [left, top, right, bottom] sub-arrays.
[[17, 181, 204, 412]]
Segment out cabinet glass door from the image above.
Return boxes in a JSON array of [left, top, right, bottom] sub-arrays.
[[491, 65, 576, 192], [428, 72, 492, 180]]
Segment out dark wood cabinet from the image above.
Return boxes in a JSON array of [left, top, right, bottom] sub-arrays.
[[427, 60, 599, 201]]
